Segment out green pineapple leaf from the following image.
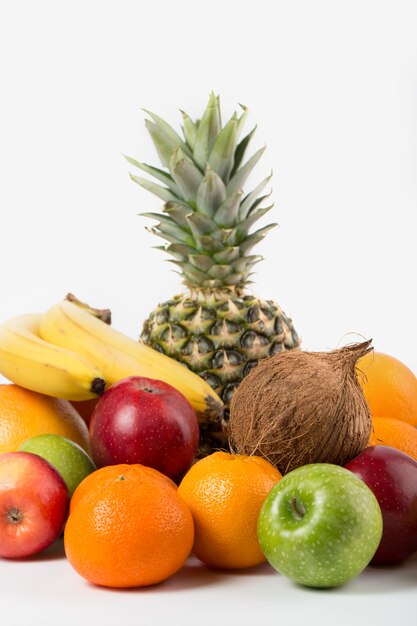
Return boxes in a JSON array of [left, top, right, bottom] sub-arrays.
[[208, 113, 239, 181], [180, 110, 198, 150], [162, 242, 197, 259], [164, 201, 194, 229], [212, 246, 240, 264], [143, 109, 192, 158], [243, 193, 272, 218], [129, 173, 179, 202], [144, 120, 180, 168], [169, 148, 204, 203], [230, 125, 257, 179], [146, 219, 195, 246], [223, 272, 244, 286], [124, 155, 181, 196], [214, 190, 243, 228], [236, 104, 249, 136], [233, 254, 264, 272], [237, 205, 274, 236], [185, 212, 218, 240], [167, 260, 209, 285], [196, 169, 227, 218], [239, 223, 277, 254], [194, 234, 225, 252], [188, 254, 215, 272], [193, 92, 222, 171], [208, 264, 233, 280], [227, 146, 266, 196], [238, 173, 272, 220]]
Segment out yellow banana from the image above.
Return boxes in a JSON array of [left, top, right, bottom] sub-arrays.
[[39, 300, 224, 422], [0, 314, 106, 400]]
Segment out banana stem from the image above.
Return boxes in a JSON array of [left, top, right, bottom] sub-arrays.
[[65, 294, 112, 325]]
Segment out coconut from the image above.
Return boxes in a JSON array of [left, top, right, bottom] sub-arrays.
[[228, 340, 373, 474]]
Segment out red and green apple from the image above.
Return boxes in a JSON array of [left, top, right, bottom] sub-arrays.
[[0, 451, 69, 558], [19, 434, 95, 498]]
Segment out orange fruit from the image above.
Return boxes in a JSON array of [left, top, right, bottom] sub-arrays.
[[64, 464, 194, 588], [357, 351, 417, 426], [177, 451, 281, 570], [69, 463, 176, 513], [369, 416, 417, 462], [0, 384, 90, 453]]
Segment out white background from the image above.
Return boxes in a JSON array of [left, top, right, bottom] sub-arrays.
[[0, 1, 416, 624]]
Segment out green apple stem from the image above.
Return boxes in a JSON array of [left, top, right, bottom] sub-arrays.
[[291, 497, 305, 520]]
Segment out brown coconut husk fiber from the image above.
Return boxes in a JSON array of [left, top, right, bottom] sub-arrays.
[[229, 340, 373, 474]]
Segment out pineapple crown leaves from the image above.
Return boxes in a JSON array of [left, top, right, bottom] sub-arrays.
[[126, 93, 277, 290]]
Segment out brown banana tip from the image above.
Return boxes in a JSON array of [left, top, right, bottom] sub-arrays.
[[91, 378, 106, 396], [206, 396, 224, 422]]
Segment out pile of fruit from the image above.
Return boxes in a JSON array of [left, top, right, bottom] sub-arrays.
[[1, 95, 417, 591]]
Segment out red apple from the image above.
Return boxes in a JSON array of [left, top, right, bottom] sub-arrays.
[[89, 376, 199, 479], [345, 445, 417, 565], [0, 451, 69, 558]]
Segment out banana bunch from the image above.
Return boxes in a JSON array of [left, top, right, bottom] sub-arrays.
[[0, 300, 223, 421], [0, 314, 105, 400]]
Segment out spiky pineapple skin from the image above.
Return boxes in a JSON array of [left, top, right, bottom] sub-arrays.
[[141, 288, 300, 456]]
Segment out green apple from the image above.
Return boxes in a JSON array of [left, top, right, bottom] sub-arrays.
[[19, 434, 95, 498], [257, 463, 383, 588]]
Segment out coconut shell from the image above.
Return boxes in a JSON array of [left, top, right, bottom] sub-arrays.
[[229, 340, 373, 474]]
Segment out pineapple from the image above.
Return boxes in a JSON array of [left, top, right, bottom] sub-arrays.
[[127, 93, 300, 456]]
